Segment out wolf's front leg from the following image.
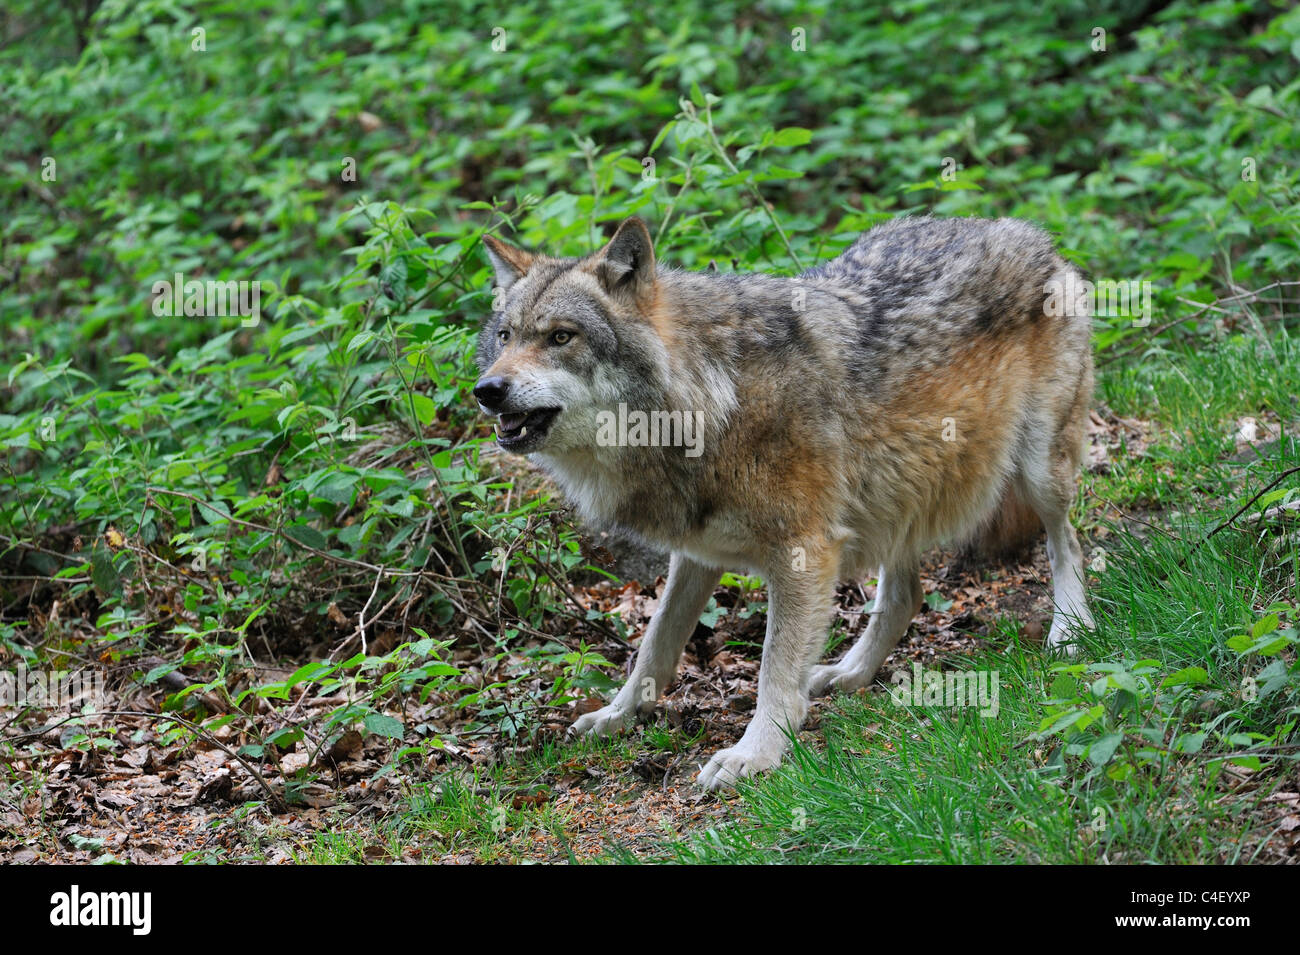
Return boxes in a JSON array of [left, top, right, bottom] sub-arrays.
[[571, 553, 721, 738], [697, 545, 839, 790]]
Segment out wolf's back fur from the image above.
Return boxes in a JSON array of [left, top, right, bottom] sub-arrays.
[[476, 215, 1094, 788]]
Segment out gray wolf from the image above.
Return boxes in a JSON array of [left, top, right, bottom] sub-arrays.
[[474, 215, 1094, 789]]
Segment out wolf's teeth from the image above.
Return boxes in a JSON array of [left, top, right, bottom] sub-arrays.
[[519, 426, 527, 437]]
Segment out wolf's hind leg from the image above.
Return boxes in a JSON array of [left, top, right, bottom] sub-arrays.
[[807, 557, 922, 697], [571, 553, 720, 738], [1016, 450, 1093, 651]]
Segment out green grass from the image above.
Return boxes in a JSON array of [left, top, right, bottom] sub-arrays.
[[296, 731, 659, 863], [1091, 330, 1300, 519]]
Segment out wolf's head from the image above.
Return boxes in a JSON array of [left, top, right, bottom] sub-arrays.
[[473, 217, 667, 457]]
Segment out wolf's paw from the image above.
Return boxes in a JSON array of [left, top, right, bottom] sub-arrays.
[[1046, 630, 1080, 656], [1046, 603, 1094, 654], [807, 662, 870, 697], [569, 700, 638, 738], [1046, 618, 1092, 655], [1047, 634, 1079, 655], [697, 740, 783, 790]]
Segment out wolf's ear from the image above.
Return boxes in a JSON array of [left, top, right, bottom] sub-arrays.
[[595, 217, 656, 297], [482, 234, 535, 291]]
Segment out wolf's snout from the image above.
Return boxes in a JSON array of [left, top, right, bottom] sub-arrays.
[[474, 376, 511, 411]]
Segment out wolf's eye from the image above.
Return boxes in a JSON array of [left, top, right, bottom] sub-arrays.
[[550, 330, 572, 346], [498, 329, 510, 344]]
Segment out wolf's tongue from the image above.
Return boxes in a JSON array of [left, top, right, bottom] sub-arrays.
[[499, 412, 527, 432]]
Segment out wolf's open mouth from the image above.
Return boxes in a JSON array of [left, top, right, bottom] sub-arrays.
[[494, 407, 560, 449]]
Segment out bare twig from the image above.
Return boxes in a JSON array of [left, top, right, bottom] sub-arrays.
[[1098, 281, 1300, 368], [1181, 466, 1300, 566], [355, 567, 385, 654]]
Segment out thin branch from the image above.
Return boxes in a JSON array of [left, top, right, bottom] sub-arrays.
[[1181, 466, 1300, 565]]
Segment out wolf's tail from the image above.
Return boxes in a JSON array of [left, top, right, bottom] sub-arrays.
[[959, 483, 1043, 563]]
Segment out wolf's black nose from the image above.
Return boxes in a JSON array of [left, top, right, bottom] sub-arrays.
[[474, 376, 510, 410]]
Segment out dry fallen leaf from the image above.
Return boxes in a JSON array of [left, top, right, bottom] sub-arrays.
[[318, 730, 364, 766], [327, 602, 349, 628]]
